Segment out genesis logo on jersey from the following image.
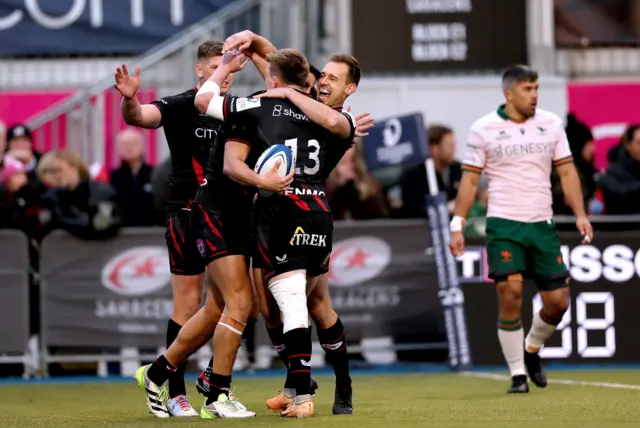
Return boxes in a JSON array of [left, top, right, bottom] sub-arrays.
[[290, 226, 326, 247]]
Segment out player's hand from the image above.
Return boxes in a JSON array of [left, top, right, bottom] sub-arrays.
[[258, 159, 294, 193], [255, 88, 293, 100], [449, 231, 465, 257], [576, 216, 594, 244], [223, 30, 255, 53], [114, 64, 140, 99], [221, 50, 250, 73]]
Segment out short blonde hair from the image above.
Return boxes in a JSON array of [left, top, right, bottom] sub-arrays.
[[37, 150, 89, 181]]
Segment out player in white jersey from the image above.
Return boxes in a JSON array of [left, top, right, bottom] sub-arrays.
[[449, 65, 594, 393]]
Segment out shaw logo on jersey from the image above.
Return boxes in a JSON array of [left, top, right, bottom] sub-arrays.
[[272, 104, 310, 122], [285, 187, 326, 197], [290, 226, 326, 247]]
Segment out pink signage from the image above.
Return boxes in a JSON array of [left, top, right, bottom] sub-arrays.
[[567, 82, 640, 172]]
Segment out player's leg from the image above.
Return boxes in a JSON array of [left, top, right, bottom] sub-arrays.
[[524, 220, 571, 388], [135, 211, 204, 417], [486, 217, 529, 393], [308, 273, 353, 414]]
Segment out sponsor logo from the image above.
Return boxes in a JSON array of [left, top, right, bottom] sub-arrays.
[[376, 118, 414, 164], [197, 239, 206, 258], [101, 246, 170, 296], [496, 130, 510, 141], [276, 254, 287, 264], [328, 236, 391, 287], [290, 227, 327, 247], [300, 360, 312, 367], [272, 104, 310, 121], [322, 341, 343, 351], [195, 128, 217, 139], [284, 187, 326, 197], [235, 97, 261, 112]]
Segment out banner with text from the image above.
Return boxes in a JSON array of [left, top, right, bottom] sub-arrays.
[[0, 230, 30, 354], [0, 0, 239, 56], [352, 0, 527, 73], [39, 224, 447, 354], [459, 233, 640, 365]]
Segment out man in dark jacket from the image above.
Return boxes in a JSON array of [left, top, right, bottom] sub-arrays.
[[599, 124, 640, 215], [109, 129, 155, 226]]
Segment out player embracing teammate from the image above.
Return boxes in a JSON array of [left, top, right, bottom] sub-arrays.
[[119, 29, 373, 419]]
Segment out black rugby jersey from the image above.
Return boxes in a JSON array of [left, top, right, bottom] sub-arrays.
[[219, 91, 356, 212], [151, 88, 222, 209]]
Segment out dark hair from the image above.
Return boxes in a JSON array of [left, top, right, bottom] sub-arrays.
[[329, 54, 361, 86], [501, 64, 538, 91], [197, 40, 224, 60], [267, 49, 310, 88], [428, 125, 453, 146], [623, 124, 640, 144]]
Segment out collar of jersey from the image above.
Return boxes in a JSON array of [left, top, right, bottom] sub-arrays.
[[497, 104, 530, 124]]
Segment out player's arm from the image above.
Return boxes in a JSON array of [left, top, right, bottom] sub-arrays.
[[223, 30, 277, 81], [450, 129, 486, 256], [114, 64, 162, 129], [223, 141, 292, 192], [194, 51, 249, 120]]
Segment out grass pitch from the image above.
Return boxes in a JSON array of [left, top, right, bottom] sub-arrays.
[[1, 370, 639, 427]]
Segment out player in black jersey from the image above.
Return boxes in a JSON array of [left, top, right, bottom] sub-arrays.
[[221, 31, 373, 415], [115, 41, 250, 418], [195, 48, 357, 418]]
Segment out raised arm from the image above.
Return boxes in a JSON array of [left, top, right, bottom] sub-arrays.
[[115, 65, 162, 129], [223, 30, 277, 81]]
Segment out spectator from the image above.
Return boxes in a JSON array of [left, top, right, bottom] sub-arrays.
[[5, 124, 40, 182], [150, 156, 171, 225], [0, 121, 6, 157], [397, 125, 461, 218], [325, 139, 388, 219], [109, 129, 155, 226], [598, 124, 640, 215], [552, 113, 597, 215], [38, 150, 121, 240], [0, 156, 43, 233]]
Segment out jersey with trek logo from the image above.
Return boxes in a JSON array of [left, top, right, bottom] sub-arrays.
[[219, 92, 356, 212], [151, 88, 222, 209]]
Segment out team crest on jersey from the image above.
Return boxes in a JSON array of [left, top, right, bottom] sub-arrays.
[[236, 97, 261, 112]]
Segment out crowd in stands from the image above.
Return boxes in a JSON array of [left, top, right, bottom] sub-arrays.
[[1, 114, 640, 248]]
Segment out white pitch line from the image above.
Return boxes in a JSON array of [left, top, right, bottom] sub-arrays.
[[461, 371, 640, 390]]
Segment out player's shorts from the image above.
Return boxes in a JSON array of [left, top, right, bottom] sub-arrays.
[[255, 208, 333, 281], [165, 210, 205, 276], [486, 217, 569, 289], [190, 203, 253, 266]]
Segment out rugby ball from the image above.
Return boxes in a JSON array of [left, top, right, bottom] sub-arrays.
[[254, 144, 295, 196]]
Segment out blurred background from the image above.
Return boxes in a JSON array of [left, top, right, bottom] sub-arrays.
[[1, 0, 640, 379]]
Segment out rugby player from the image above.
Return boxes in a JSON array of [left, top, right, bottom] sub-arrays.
[[129, 43, 291, 419], [449, 65, 594, 393], [196, 48, 358, 418], [115, 40, 245, 417], [222, 31, 372, 415]]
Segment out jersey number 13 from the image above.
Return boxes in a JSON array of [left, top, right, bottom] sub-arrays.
[[285, 138, 320, 175]]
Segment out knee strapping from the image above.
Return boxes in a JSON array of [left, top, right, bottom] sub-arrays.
[[268, 273, 309, 334]]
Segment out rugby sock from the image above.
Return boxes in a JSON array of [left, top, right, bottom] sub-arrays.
[[525, 310, 563, 353], [318, 317, 352, 390], [166, 319, 187, 397], [284, 327, 312, 396], [267, 325, 296, 389], [204, 356, 213, 379], [204, 373, 232, 404], [497, 318, 526, 377], [147, 354, 177, 386]]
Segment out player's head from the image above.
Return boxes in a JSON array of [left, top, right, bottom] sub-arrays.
[[318, 54, 360, 108], [428, 125, 455, 165], [266, 49, 310, 91], [195, 40, 234, 95], [502, 64, 538, 118]]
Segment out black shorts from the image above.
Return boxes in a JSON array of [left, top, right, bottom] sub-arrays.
[[166, 210, 205, 276], [255, 208, 333, 281], [190, 203, 253, 265]]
